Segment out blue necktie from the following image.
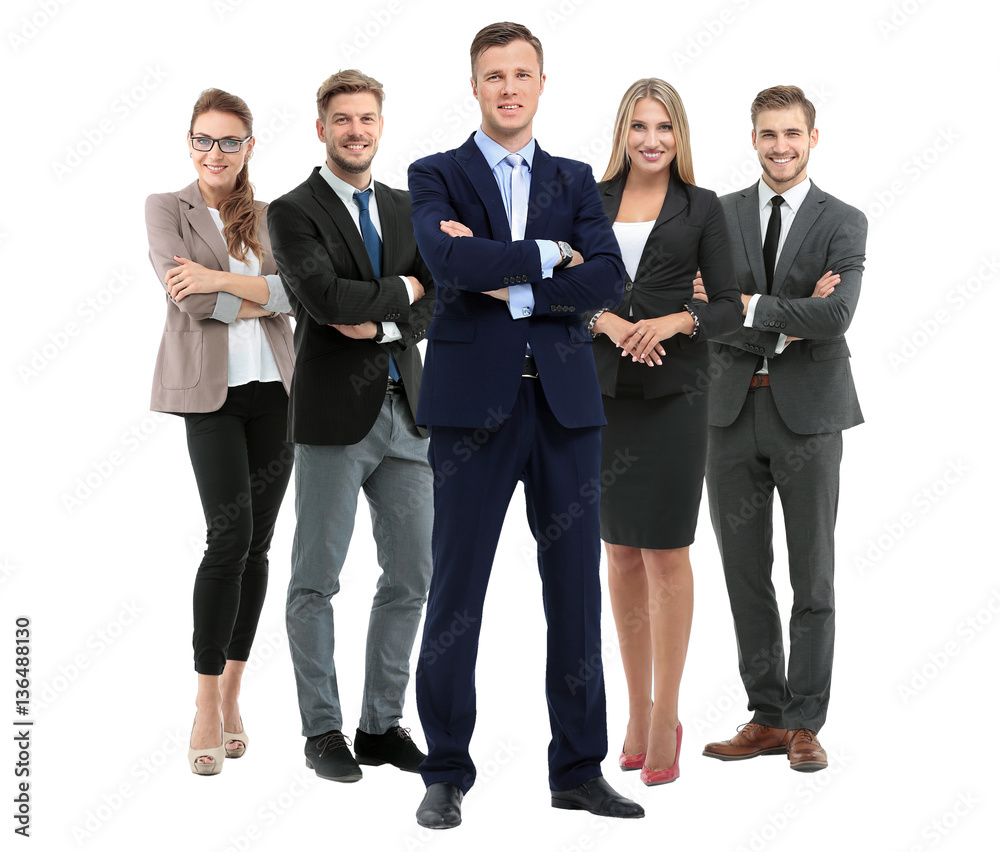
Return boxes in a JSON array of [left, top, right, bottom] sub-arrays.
[[354, 188, 400, 382]]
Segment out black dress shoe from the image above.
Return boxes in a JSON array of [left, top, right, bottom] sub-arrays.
[[354, 726, 426, 773], [551, 776, 644, 818], [304, 731, 362, 782], [416, 782, 463, 829]]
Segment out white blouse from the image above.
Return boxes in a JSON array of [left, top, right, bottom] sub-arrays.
[[613, 220, 656, 317], [207, 207, 281, 387]]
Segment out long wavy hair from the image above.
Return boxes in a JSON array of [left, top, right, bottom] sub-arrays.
[[602, 78, 695, 186], [189, 88, 263, 264]]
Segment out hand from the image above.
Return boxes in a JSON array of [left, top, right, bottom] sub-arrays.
[[812, 270, 840, 298], [618, 314, 686, 366], [166, 256, 224, 301], [483, 287, 510, 302], [692, 270, 708, 303], [407, 276, 426, 302], [567, 250, 584, 268], [439, 219, 473, 239], [740, 293, 752, 316], [331, 321, 378, 340]]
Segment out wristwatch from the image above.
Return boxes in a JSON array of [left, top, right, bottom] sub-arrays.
[[373, 323, 385, 343], [554, 241, 574, 269]]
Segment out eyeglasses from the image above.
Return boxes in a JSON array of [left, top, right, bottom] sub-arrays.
[[190, 135, 252, 153]]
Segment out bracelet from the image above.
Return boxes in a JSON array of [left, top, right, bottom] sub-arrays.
[[683, 304, 700, 339], [587, 309, 607, 338], [267, 311, 278, 318]]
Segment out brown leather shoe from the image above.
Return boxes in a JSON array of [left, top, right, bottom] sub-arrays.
[[787, 729, 828, 772], [702, 722, 789, 761]]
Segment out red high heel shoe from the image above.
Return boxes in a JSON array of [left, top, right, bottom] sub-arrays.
[[640, 723, 682, 786], [618, 749, 645, 771]]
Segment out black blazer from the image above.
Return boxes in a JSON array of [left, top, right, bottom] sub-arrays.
[[590, 176, 742, 399], [267, 168, 435, 445]]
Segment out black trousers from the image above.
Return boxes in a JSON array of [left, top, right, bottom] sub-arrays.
[[184, 381, 292, 675]]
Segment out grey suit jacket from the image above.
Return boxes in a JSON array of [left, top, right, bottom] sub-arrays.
[[146, 180, 295, 413], [708, 180, 867, 434]]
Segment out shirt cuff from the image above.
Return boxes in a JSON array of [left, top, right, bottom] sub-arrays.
[[261, 274, 290, 313], [536, 240, 561, 279], [743, 293, 761, 328], [774, 334, 788, 354], [210, 291, 242, 324], [507, 284, 535, 320], [400, 275, 414, 304], [381, 321, 402, 343]]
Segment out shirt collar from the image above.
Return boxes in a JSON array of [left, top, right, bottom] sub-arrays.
[[319, 161, 374, 209], [758, 176, 811, 214], [474, 127, 536, 172]]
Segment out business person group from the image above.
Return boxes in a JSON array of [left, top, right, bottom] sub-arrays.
[[145, 18, 866, 828]]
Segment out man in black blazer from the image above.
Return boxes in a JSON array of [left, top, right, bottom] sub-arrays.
[[267, 70, 435, 782], [699, 86, 867, 772]]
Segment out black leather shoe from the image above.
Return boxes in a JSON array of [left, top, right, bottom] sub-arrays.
[[416, 782, 463, 829], [354, 726, 426, 773], [551, 776, 644, 818], [304, 731, 362, 782]]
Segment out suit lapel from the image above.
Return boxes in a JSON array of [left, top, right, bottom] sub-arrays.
[[772, 182, 826, 296], [178, 181, 230, 271], [307, 168, 374, 277], [737, 186, 767, 294], [455, 134, 512, 241], [526, 144, 555, 239]]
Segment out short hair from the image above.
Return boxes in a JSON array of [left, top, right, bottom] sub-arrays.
[[316, 69, 385, 120], [469, 21, 543, 78], [751, 85, 816, 131], [602, 78, 695, 186]]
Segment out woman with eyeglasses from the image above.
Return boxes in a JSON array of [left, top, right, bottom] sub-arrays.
[[145, 88, 295, 775], [587, 79, 742, 787]]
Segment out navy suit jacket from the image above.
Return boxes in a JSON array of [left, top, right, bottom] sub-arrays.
[[408, 133, 625, 430]]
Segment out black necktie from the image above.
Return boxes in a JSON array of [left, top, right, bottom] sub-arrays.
[[762, 195, 784, 294]]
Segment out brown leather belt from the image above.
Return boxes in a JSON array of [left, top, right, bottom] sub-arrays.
[[749, 374, 770, 388], [386, 377, 404, 395]]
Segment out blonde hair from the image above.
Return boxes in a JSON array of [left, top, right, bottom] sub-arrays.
[[751, 85, 815, 131], [602, 78, 695, 185], [189, 88, 262, 264], [316, 69, 385, 120]]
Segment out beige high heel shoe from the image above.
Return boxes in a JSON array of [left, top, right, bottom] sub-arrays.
[[189, 718, 225, 776], [224, 719, 249, 759]]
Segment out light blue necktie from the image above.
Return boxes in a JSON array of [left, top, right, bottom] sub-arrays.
[[354, 188, 400, 382]]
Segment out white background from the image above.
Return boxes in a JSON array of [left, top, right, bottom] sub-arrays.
[[2, 0, 997, 849]]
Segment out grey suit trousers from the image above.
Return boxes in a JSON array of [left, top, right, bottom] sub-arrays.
[[706, 385, 842, 733], [286, 392, 433, 737]]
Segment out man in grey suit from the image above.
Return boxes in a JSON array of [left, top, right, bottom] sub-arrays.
[[697, 86, 867, 771]]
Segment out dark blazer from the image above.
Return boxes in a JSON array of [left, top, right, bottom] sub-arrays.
[[408, 133, 625, 430], [267, 168, 435, 445], [708, 181, 867, 434], [592, 176, 742, 398], [146, 181, 295, 414]]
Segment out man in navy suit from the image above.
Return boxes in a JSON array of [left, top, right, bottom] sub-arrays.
[[408, 22, 642, 829]]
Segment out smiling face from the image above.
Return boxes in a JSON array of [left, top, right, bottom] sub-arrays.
[[471, 39, 545, 151], [188, 110, 253, 202], [752, 106, 818, 193], [626, 97, 676, 179], [317, 91, 383, 188]]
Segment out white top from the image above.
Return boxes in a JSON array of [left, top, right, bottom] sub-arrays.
[[613, 220, 656, 318], [207, 207, 281, 387]]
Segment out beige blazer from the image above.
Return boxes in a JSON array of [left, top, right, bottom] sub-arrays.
[[146, 180, 295, 413]]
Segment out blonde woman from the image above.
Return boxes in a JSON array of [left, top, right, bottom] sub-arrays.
[[588, 78, 741, 785], [146, 88, 294, 775]]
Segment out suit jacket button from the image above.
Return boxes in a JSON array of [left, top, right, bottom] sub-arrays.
[[569, 306, 576, 312], [625, 282, 633, 291]]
